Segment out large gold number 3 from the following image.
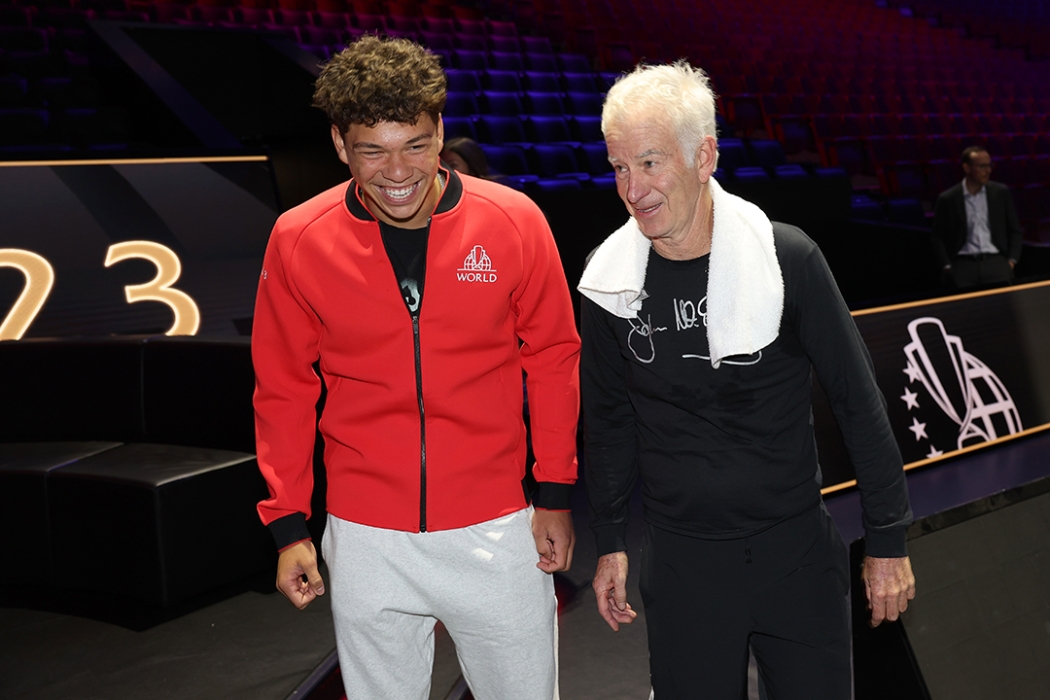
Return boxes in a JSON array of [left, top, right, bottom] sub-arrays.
[[0, 249, 56, 341], [104, 241, 201, 336]]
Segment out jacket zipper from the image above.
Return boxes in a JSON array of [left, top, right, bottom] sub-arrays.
[[377, 218, 431, 532], [412, 312, 427, 532]]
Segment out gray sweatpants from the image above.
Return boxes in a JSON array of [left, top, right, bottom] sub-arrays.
[[322, 507, 560, 700]]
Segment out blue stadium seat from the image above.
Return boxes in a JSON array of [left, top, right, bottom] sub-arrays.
[[444, 91, 479, 117], [565, 92, 603, 116], [488, 20, 517, 37], [446, 69, 481, 93], [490, 36, 520, 53], [558, 53, 592, 72], [851, 194, 886, 222], [571, 116, 603, 142], [442, 116, 477, 141], [749, 139, 788, 169], [825, 137, 871, 177], [886, 198, 926, 227], [773, 164, 809, 179], [522, 36, 554, 55], [598, 72, 620, 91], [717, 138, 750, 171], [453, 49, 488, 70], [476, 115, 527, 144], [419, 31, 454, 51], [524, 53, 558, 72], [527, 116, 574, 144], [733, 166, 771, 182], [455, 33, 487, 52], [814, 166, 848, 180], [479, 144, 538, 189], [562, 72, 598, 93], [429, 48, 452, 67], [484, 70, 522, 92], [577, 142, 612, 176], [534, 178, 584, 192], [480, 91, 523, 116], [530, 144, 590, 179], [715, 114, 730, 138], [489, 51, 524, 72], [480, 146, 529, 174], [524, 92, 565, 116], [522, 72, 561, 92]]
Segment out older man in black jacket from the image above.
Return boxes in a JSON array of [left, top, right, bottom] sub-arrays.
[[933, 146, 1023, 288]]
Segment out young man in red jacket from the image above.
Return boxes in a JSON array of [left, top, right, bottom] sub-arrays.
[[252, 36, 580, 700]]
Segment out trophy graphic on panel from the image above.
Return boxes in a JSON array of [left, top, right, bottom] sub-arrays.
[[901, 317, 1022, 457]]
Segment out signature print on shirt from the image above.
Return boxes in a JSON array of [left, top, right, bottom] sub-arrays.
[[628, 314, 667, 364], [626, 294, 763, 366]]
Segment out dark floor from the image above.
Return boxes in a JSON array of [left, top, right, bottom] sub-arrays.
[[3, 430, 1048, 700]]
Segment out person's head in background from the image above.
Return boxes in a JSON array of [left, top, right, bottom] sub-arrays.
[[441, 137, 491, 178], [961, 145, 992, 193]]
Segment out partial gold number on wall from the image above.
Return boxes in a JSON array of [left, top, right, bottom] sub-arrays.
[[0, 249, 55, 341], [104, 241, 201, 336]]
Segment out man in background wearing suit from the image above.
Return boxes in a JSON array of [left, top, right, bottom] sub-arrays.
[[933, 146, 1023, 289]]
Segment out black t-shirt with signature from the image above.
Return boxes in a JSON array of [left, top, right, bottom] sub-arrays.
[[582, 223, 910, 557]]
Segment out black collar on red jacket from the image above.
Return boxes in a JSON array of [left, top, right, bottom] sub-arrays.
[[344, 165, 463, 222]]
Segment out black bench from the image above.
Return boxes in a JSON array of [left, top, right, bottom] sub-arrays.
[[0, 337, 272, 608]]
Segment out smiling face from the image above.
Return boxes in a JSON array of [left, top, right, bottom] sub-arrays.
[[605, 112, 717, 259], [332, 114, 444, 228]]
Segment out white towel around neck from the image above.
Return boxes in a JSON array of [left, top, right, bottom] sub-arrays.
[[578, 177, 784, 369]]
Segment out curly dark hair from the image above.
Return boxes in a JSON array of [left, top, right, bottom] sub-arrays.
[[314, 35, 447, 134]]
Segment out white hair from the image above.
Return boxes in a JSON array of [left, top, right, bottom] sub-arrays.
[[601, 61, 719, 167]]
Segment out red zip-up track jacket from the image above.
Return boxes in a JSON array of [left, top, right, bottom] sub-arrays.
[[253, 169, 580, 548]]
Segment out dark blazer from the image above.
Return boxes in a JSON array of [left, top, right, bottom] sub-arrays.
[[932, 180, 1023, 268]]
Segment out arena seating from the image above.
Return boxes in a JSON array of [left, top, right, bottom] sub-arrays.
[[0, 0, 1047, 236]]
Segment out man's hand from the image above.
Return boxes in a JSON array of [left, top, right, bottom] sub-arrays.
[[862, 555, 916, 627], [593, 552, 637, 632], [533, 509, 575, 573], [276, 540, 325, 610]]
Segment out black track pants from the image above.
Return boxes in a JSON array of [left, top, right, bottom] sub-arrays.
[[641, 504, 851, 700]]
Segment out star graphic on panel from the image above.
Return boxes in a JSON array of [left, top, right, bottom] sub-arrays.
[[903, 360, 924, 384], [900, 387, 920, 410], [926, 445, 944, 459], [908, 417, 928, 441]]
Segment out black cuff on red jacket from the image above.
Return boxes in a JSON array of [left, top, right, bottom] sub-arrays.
[[268, 512, 311, 551], [592, 524, 628, 557], [532, 481, 573, 511]]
